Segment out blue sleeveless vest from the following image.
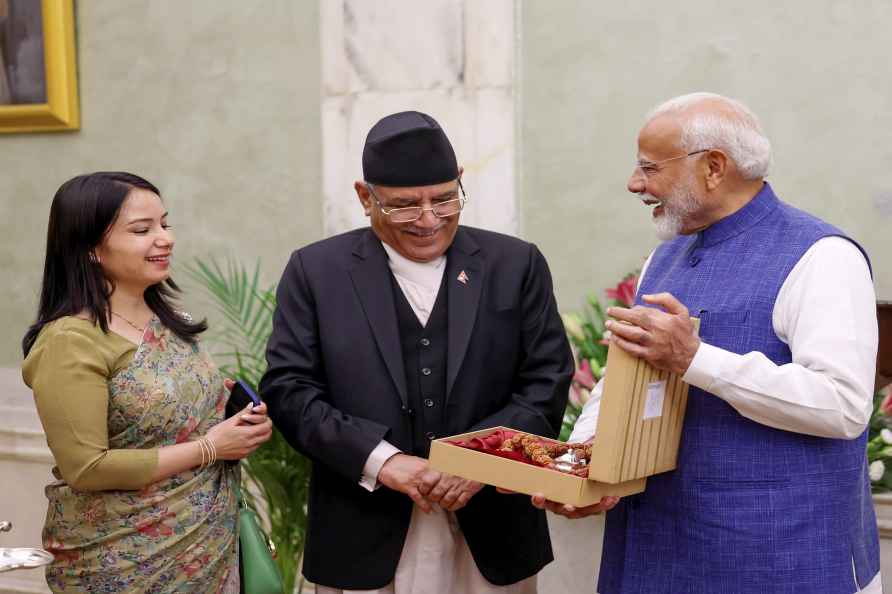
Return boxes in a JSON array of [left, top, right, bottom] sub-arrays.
[[597, 184, 879, 594]]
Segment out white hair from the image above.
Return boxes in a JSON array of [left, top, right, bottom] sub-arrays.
[[645, 92, 772, 180]]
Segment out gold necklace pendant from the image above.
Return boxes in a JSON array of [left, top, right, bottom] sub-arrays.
[[111, 311, 146, 333]]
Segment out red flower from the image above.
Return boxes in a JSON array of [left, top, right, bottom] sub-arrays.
[[606, 274, 638, 307], [881, 385, 892, 417], [573, 359, 596, 390]]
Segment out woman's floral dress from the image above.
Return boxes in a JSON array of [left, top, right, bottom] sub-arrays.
[[41, 319, 239, 593]]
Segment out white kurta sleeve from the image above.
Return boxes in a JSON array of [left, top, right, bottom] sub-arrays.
[[568, 377, 604, 443], [682, 236, 877, 439], [358, 440, 402, 492]]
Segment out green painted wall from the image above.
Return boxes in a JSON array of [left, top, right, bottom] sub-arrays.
[[0, 1, 322, 366], [520, 1, 892, 313]]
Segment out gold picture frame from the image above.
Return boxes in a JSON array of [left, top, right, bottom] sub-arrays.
[[0, 0, 78, 133]]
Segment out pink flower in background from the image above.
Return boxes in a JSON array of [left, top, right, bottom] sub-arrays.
[[568, 359, 597, 408], [606, 274, 638, 307], [881, 385, 892, 417], [573, 358, 596, 390], [569, 384, 591, 408]]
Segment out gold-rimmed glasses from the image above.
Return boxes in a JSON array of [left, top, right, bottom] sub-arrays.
[[367, 180, 468, 223], [635, 149, 709, 178]]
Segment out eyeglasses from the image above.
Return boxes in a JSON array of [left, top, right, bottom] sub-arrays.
[[367, 180, 468, 223], [635, 149, 709, 178]]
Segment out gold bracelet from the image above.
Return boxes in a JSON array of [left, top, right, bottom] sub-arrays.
[[199, 437, 213, 469], [197, 438, 206, 469], [206, 437, 217, 466]]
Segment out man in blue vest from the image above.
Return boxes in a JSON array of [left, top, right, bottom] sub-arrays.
[[543, 92, 881, 593]]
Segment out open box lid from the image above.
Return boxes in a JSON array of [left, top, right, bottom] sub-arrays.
[[586, 319, 699, 484]]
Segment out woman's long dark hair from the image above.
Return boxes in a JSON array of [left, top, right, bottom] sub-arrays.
[[22, 172, 207, 356]]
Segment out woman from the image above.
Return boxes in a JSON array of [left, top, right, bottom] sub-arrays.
[[21, 172, 272, 593]]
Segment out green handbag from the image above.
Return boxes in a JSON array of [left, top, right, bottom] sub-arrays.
[[237, 481, 284, 594]]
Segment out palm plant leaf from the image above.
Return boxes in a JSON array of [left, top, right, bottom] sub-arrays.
[[185, 256, 310, 594]]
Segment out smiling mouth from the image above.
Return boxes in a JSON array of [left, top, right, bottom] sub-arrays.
[[640, 196, 665, 218], [640, 196, 663, 208], [146, 254, 171, 263], [404, 227, 443, 238]]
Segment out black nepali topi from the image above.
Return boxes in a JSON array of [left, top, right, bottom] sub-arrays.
[[362, 111, 458, 187]]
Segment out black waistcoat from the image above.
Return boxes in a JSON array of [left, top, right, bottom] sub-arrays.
[[389, 271, 448, 458]]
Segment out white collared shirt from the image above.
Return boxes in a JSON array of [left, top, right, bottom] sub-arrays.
[[380, 242, 446, 327]]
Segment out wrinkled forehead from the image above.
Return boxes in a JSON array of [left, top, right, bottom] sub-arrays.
[[373, 178, 460, 201], [637, 115, 684, 161]]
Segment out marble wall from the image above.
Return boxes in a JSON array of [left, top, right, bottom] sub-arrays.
[[321, 0, 518, 236]]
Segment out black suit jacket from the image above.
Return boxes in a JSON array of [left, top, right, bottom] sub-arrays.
[[260, 226, 573, 589]]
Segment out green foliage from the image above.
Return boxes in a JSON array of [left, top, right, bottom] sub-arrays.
[[559, 404, 581, 443], [186, 257, 311, 594], [576, 297, 610, 364], [559, 298, 608, 441], [559, 273, 638, 441]]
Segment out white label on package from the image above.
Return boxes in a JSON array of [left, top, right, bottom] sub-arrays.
[[643, 380, 666, 420]]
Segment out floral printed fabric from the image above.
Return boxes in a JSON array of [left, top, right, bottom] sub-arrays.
[[42, 318, 239, 593]]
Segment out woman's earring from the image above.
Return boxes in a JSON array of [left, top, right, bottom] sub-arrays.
[[89, 252, 100, 264]]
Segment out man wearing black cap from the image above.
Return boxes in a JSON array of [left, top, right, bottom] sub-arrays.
[[261, 111, 573, 593]]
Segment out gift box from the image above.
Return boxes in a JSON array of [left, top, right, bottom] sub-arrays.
[[429, 324, 697, 506], [585, 328, 692, 484], [429, 427, 646, 506]]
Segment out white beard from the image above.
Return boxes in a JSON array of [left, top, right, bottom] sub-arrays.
[[651, 174, 701, 240]]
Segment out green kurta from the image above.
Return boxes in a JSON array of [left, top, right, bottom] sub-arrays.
[[24, 317, 158, 490], [22, 316, 239, 593]]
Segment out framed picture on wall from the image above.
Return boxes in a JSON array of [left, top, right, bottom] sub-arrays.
[[0, 0, 78, 133]]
